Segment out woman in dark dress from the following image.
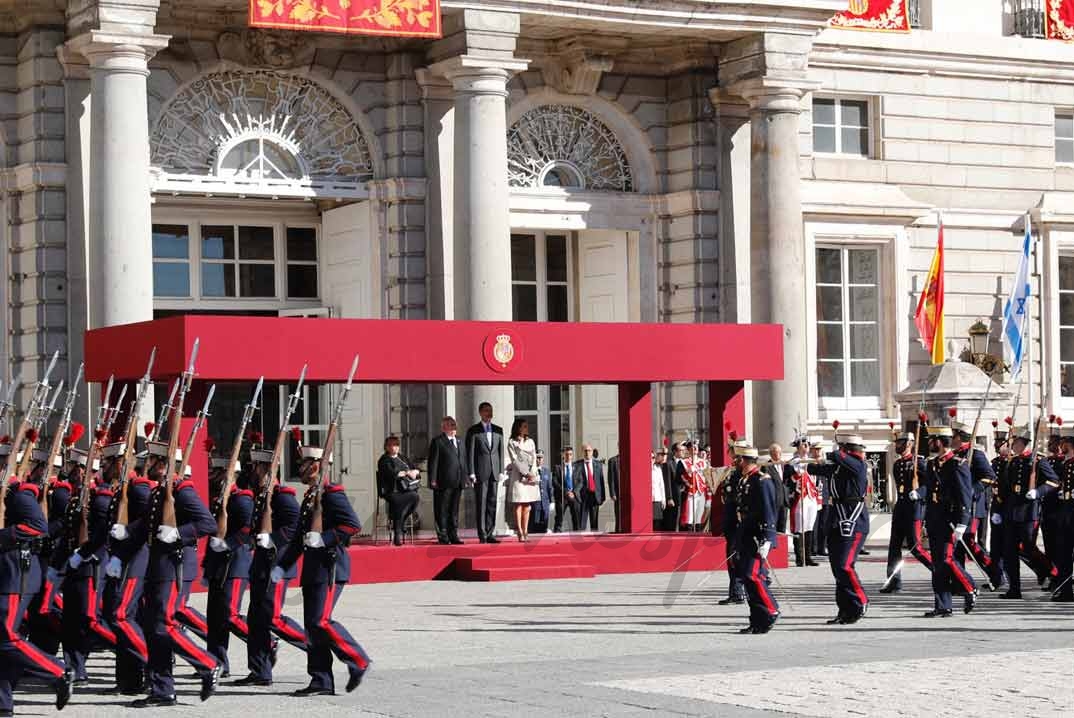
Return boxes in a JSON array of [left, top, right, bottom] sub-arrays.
[[377, 435, 421, 546]]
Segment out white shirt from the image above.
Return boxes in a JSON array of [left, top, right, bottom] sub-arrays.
[[651, 464, 666, 503], [483, 422, 492, 447]]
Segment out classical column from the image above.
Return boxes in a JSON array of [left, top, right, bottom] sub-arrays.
[[736, 79, 811, 446], [67, 32, 168, 331]]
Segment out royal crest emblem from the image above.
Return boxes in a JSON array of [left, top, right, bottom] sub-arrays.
[[492, 334, 515, 367], [848, 0, 870, 14]]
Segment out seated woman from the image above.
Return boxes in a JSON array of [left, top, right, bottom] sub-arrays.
[[376, 435, 421, 546]]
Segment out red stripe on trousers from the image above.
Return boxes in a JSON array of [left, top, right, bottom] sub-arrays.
[[116, 578, 147, 661], [845, 531, 868, 607], [749, 558, 777, 615], [229, 579, 249, 636], [86, 577, 117, 645], [272, 582, 305, 643], [164, 584, 216, 671], [3, 594, 64, 678], [319, 585, 368, 670], [912, 521, 933, 563], [944, 541, 975, 593], [38, 580, 55, 615]]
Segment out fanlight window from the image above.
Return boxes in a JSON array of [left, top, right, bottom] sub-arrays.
[[217, 136, 304, 180]]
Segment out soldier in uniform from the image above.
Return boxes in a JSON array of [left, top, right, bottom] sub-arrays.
[[131, 441, 220, 706], [0, 439, 73, 714], [717, 440, 747, 605], [994, 425, 1060, 599], [1050, 427, 1074, 602], [786, 436, 820, 567], [879, 432, 931, 594], [809, 434, 870, 625], [921, 427, 978, 617], [809, 438, 832, 558], [235, 444, 305, 687], [988, 421, 1012, 589], [677, 442, 710, 532], [1041, 418, 1063, 590], [951, 419, 1003, 589], [54, 441, 121, 682], [26, 447, 69, 656], [733, 447, 780, 634], [103, 442, 156, 696], [203, 449, 255, 677], [272, 441, 369, 696]]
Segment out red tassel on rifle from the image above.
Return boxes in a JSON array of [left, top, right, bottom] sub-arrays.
[[94, 428, 107, 442], [948, 407, 957, 418], [0, 434, 9, 444], [918, 411, 928, 422], [1058, 417, 1065, 427], [1049, 414, 1056, 424], [729, 431, 738, 441], [144, 422, 155, 438], [291, 426, 302, 443], [25, 428, 38, 443], [1004, 416, 1014, 426], [832, 420, 840, 430], [203, 437, 216, 453], [992, 420, 998, 428], [64, 422, 85, 447], [251, 431, 264, 445]]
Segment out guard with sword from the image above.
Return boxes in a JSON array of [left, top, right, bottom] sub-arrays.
[[133, 339, 221, 706], [949, 407, 1003, 589], [237, 364, 309, 687], [0, 351, 74, 714], [921, 425, 978, 617], [879, 410, 932, 594], [272, 355, 370, 697], [203, 377, 262, 676], [732, 445, 780, 634]]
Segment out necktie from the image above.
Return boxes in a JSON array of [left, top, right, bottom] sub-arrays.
[[587, 462, 595, 492], [485, 424, 492, 447]]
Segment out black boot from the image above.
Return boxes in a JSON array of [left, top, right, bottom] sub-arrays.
[[793, 535, 804, 567], [804, 532, 819, 565]]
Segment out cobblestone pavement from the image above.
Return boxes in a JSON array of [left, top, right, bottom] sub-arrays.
[[14, 551, 1074, 717]]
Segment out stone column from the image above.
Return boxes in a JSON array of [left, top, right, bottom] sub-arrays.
[[67, 31, 168, 331]]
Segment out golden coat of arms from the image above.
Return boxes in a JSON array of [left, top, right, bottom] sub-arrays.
[[492, 333, 515, 367], [848, 0, 870, 14]]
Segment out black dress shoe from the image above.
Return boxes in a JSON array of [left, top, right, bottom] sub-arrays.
[[392, 535, 403, 546], [450, 537, 464, 545], [346, 666, 367, 693], [486, 536, 500, 544], [859, 548, 871, 555], [1052, 593, 1074, 602], [103, 684, 145, 696], [826, 615, 848, 625], [964, 588, 979, 614], [293, 685, 335, 697], [999, 591, 1022, 599], [718, 596, 745, 605], [805, 559, 820, 566], [0, 708, 12, 717], [200, 665, 221, 702], [233, 673, 273, 687], [738, 626, 759, 634], [477, 536, 487, 543], [923, 609, 953, 618], [879, 584, 900, 594], [437, 537, 451, 545], [55, 670, 74, 710], [132, 695, 177, 708]]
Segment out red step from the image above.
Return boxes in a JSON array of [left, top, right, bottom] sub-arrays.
[[451, 553, 595, 582]]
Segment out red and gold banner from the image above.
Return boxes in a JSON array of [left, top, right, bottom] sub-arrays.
[[830, 0, 911, 33], [1046, 0, 1074, 41], [250, 0, 441, 38]]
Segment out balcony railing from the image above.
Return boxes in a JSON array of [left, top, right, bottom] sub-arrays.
[[908, 0, 922, 29], [1014, 0, 1045, 38]]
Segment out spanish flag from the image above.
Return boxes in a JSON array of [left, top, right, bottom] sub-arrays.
[[914, 217, 945, 364]]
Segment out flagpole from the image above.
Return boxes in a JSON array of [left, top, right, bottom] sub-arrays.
[[1026, 212, 1035, 444]]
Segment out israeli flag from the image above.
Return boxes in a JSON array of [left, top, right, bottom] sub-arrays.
[[1001, 219, 1032, 382]]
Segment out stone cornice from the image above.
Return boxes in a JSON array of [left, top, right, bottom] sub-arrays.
[[813, 28, 1074, 85]]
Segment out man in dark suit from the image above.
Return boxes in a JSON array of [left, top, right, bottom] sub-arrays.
[[552, 447, 580, 532], [466, 402, 504, 544], [427, 416, 467, 544], [655, 448, 677, 531], [607, 455, 621, 533], [765, 443, 789, 535], [574, 443, 606, 531]]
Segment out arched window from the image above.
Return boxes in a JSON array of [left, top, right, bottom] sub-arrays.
[[217, 134, 304, 181], [507, 105, 633, 192]]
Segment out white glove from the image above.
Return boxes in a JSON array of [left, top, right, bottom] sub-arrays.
[[67, 552, 83, 571], [991, 513, 1002, 526], [156, 525, 180, 544], [46, 567, 60, 585], [304, 531, 325, 548], [105, 556, 123, 578], [909, 489, 920, 501], [953, 524, 967, 543], [256, 533, 274, 550], [209, 537, 228, 553], [270, 566, 285, 584], [110, 523, 128, 541], [1026, 488, 1039, 500], [757, 541, 771, 559]]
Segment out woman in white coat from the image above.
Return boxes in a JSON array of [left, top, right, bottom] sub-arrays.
[[507, 418, 540, 542]]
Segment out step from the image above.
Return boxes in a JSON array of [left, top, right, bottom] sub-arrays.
[[462, 564, 597, 582], [453, 554, 576, 572]]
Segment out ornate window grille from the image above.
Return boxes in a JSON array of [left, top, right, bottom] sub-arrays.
[[507, 105, 633, 192], [1014, 0, 1045, 38], [908, 0, 922, 28], [150, 70, 373, 199]]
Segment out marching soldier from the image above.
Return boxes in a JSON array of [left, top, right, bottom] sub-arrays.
[[27, 448, 68, 655], [55, 441, 122, 681], [733, 446, 780, 634], [994, 426, 1059, 599], [0, 438, 73, 714], [1051, 427, 1074, 602], [717, 439, 747, 605], [988, 421, 1012, 589], [809, 434, 870, 625], [921, 427, 978, 617], [880, 432, 931, 594], [272, 441, 369, 696], [235, 443, 306, 687], [132, 441, 220, 706], [951, 418, 1002, 588], [203, 447, 255, 676]]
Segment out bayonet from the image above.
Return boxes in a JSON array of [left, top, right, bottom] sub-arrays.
[[41, 350, 59, 387], [201, 383, 216, 418], [186, 338, 200, 378], [145, 346, 157, 380]]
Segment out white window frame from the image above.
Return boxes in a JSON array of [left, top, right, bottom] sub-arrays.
[[811, 95, 876, 159], [152, 205, 322, 313], [806, 223, 906, 422], [1056, 110, 1074, 165]]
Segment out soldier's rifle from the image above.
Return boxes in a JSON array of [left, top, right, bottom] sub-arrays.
[[308, 355, 359, 535], [16, 378, 64, 482], [215, 377, 262, 540], [259, 364, 307, 536], [0, 373, 20, 428], [0, 351, 59, 527], [150, 379, 179, 442], [40, 365, 83, 518], [114, 349, 157, 528], [177, 384, 216, 484], [157, 338, 200, 539], [72, 374, 120, 550], [912, 382, 927, 492]]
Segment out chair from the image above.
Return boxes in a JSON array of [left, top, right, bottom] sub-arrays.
[[372, 494, 417, 545]]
